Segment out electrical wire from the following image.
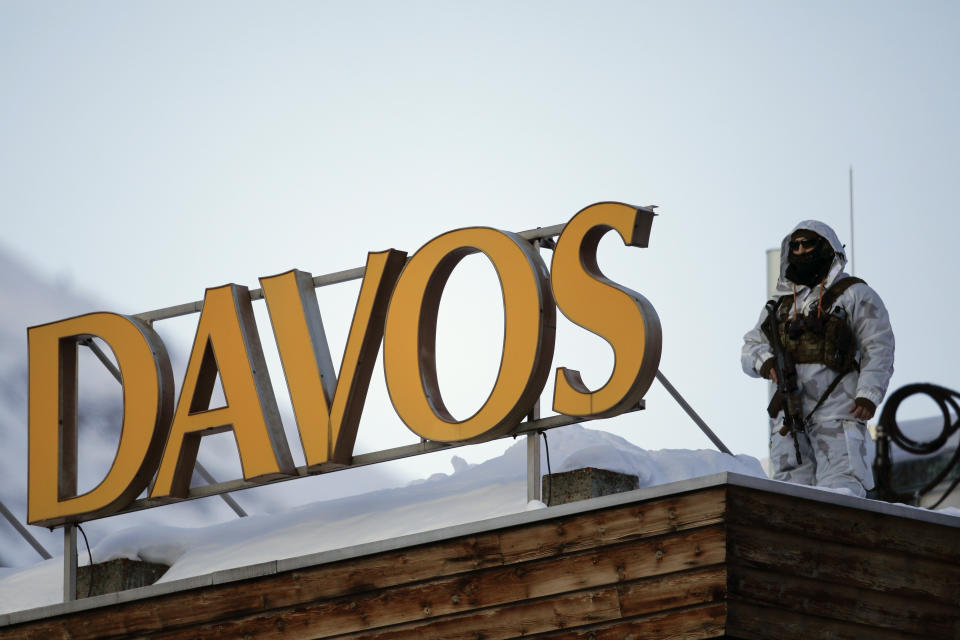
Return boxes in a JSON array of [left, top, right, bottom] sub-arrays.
[[541, 431, 553, 507], [77, 524, 94, 598]]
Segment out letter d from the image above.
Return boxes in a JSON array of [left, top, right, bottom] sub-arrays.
[[28, 313, 173, 526]]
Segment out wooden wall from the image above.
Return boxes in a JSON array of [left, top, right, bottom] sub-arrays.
[[3, 479, 958, 639], [726, 487, 960, 639]]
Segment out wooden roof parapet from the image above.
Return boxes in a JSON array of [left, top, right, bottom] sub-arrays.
[[2, 473, 958, 639]]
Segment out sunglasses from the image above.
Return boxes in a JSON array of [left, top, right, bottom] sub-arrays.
[[789, 238, 818, 251]]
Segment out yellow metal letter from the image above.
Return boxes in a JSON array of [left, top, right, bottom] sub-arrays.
[[551, 202, 662, 417], [260, 250, 407, 468], [28, 313, 173, 526], [151, 284, 294, 498], [384, 228, 555, 442]]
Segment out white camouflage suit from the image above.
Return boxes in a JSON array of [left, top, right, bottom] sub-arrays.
[[741, 220, 895, 497]]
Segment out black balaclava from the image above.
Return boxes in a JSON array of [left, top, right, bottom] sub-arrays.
[[785, 230, 836, 287]]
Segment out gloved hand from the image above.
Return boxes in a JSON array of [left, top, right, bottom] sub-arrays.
[[851, 397, 876, 421]]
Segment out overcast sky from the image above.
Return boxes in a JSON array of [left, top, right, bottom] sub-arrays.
[[2, 1, 958, 482]]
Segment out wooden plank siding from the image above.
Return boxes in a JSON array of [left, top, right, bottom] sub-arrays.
[[3, 477, 958, 639], [724, 486, 960, 639], [1, 488, 727, 639]]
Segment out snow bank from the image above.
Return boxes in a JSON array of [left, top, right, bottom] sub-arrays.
[[0, 425, 764, 614]]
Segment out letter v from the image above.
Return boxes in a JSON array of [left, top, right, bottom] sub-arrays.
[[260, 250, 407, 468]]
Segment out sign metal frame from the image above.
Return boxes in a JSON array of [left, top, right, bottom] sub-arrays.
[[72, 221, 640, 522], [31, 207, 727, 601]]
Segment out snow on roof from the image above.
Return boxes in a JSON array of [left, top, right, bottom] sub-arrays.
[[0, 424, 765, 615]]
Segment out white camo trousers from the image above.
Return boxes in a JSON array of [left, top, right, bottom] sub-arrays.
[[769, 419, 874, 497]]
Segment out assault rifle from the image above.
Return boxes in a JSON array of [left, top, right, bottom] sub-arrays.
[[763, 300, 806, 465]]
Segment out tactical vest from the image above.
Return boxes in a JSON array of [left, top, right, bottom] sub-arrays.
[[766, 277, 865, 373]]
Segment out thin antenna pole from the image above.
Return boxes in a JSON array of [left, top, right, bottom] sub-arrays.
[[849, 165, 855, 276]]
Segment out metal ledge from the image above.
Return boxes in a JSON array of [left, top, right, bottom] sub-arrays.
[[133, 222, 570, 324], [86, 404, 642, 520]]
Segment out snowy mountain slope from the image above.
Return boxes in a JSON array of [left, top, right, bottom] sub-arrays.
[[0, 247, 127, 567]]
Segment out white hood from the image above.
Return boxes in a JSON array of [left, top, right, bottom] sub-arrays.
[[775, 220, 847, 294]]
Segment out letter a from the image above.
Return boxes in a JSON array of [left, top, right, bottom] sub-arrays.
[[151, 284, 294, 498]]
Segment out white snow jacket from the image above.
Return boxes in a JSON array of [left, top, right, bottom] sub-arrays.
[[741, 220, 895, 422]]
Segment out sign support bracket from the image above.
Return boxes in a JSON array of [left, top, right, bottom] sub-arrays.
[[526, 237, 544, 504], [0, 499, 51, 560], [526, 401, 541, 503], [63, 524, 77, 602], [655, 371, 731, 454]]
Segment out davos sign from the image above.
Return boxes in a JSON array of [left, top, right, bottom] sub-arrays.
[[27, 202, 662, 527]]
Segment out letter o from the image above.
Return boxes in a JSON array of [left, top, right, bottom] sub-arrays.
[[383, 227, 555, 443]]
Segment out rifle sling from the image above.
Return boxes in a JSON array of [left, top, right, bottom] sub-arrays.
[[804, 368, 855, 423], [821, 276, 866, 310]]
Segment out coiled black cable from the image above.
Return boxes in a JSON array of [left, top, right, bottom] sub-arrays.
[[874, 383, 960, 508]]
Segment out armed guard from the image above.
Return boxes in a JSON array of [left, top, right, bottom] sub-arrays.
[[742, 220, 895, 497]]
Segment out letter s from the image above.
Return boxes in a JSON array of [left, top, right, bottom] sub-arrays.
[[550, 202, 662, 418]]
